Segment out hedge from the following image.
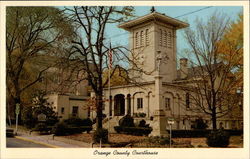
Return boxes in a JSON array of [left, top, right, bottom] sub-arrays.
[[64, 117, 92, 127], [114, 126, 152, 136], [33, 123, 53, 133], [206, 130, 230, 147], [169, 129, 243, 138], [52, 122, 92, 136], [66, 126, 92, 134]]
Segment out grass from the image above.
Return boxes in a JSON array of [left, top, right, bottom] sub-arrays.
[[10, 125, 243, 148], [42, 131, 244, 148]]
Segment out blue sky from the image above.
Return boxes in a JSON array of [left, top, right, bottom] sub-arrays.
[[105, 6, 243, 59]]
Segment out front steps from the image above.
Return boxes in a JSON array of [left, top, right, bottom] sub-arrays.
[[92, 116, 123, 133]]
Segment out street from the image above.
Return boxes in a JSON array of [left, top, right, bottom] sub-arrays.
[[6, 137, 50, 148]]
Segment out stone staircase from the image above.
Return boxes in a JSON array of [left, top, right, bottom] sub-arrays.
[[103, 116, 124, 133], [92, 116, 124, 133]]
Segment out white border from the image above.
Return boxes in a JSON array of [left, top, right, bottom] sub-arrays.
[[0, 1, 249, 159]]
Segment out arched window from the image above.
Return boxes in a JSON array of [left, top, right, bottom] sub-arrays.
[[140, 30, 144, 47], [137, 98, 143, 109], [159, 29, 162, 46], [186, 93, 190, 109], [165, 98, 171, 110], [135, 32, 139, 48], [145, 29, 149, 46]]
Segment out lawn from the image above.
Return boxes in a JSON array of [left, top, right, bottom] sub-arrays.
[[61, 133, 243, 148]]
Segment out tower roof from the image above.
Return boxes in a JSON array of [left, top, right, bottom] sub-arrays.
[[119, 12, 189, 31]]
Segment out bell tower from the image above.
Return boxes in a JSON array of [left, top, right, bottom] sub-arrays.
[[119, 9, 189, 82]]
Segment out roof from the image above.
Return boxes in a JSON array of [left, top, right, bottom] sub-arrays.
[[46, 93, 89, 100], [176, 62, 227, 81], [119, 12, 189, 31]]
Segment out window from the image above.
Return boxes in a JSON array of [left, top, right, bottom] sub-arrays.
[[61, 107, 65, 114], [145, 29, 149, 46], [159, 29, 162, 46], [167, 31, 172, 48], [164, 30, 167, 47], [140, 31, 144, 47], [137, 98, 143, 109], [186, 93, 190, 109], [72, 106, 79, 117], [165, 98, 171, 110], [135, 32, 139, 48]]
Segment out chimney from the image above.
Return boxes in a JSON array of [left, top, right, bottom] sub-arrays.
[[180, 58, 188, 79]]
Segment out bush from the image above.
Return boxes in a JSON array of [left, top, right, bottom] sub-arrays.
[[22, 106, 37, 129], [114, 126, 152, 136], [170, 130, 209, 138], [119, 115, 135, 127], [82, 118, 93, 126], [64, 117, 84, 126], [45, 116, 59, 127], [133, 112, 146, 118], [93, 128, 108, 143], [138, 120, 149, 128], [33, 123, 48, 132], [116, 116, 152, 136], [66, 126, 92, 134], [52, 122, 69, 136], [22, 93, 59, 129], [146, 136, 171, 145], [138, 120, 146, 127], [52, 122, 92, 136], [206, 130, 230, 147], [192, 118, 208, 130]]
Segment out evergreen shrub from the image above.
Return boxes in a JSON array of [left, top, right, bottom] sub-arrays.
[[206, 130, 230, 147], [119, 115, 135, 127], [52, 122, 68, 136]]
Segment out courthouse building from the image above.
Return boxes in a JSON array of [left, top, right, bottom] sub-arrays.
[[98, 10, 243, 135]]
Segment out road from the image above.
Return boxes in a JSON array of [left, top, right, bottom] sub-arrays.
[[6, 137, 50, 148]]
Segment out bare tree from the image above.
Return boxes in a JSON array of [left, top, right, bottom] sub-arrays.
[[65, 6, 134, 129], [6, 7, 73, 120], [182, 12, 242, 130]]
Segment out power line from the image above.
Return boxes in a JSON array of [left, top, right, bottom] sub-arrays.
[[108, 6, 214, 39], [174, 6, 213, 18], [108, 32, 128, 39]]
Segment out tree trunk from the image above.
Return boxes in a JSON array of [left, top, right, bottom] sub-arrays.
[[95, 92, 103, 129], [211, 107, 217, 130], [14, 95, 22, 124]]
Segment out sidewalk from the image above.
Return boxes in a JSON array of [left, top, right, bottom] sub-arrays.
[[15, 131, 87, 148]]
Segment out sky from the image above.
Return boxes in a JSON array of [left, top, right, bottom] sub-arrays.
[[105, 6, 243, 60]]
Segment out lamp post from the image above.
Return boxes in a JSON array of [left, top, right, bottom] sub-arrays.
[[167, 118, 175, 148], [15, 103, 20, 135]]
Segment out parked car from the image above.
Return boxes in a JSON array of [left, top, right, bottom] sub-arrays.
[[6, 124, 14, 137]]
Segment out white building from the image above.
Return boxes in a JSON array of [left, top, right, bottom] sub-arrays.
[[98, 10, 243, 136], [46, 93, 90, 121]]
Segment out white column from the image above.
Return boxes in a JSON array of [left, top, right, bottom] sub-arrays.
[[150, 74, 168, 136], [146, 95, 150, 118], [131, 97, 134, 116]]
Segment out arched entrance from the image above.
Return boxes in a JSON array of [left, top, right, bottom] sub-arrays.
[[114, 94, 125, 116]]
